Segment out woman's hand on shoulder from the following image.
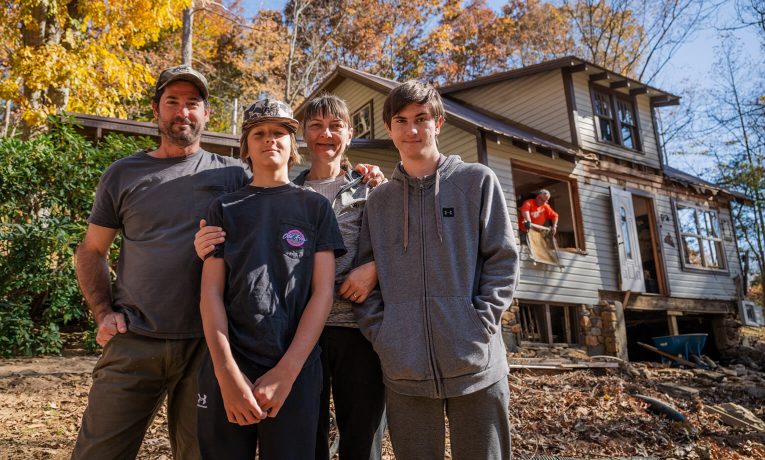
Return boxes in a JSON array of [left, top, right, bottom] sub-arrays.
[[354, 164, 386, 188]]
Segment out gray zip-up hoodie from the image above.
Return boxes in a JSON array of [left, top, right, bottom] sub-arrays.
[[354, 154, 519, 398]]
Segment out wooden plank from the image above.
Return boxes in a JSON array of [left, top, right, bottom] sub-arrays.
[[637, 341, 698, 367]]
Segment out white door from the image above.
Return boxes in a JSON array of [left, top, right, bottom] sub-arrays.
[[610, 187, 645, 292]]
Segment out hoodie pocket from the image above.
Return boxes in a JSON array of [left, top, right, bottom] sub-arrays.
[[372, 300, 433, 382], [430, 296, 491, 379]]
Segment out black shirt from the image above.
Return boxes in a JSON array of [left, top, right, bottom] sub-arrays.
[[207, 183, 346, 368]]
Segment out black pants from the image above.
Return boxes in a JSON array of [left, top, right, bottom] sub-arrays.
[[197, 353, 322, 460], [316, 326, 387, 460]]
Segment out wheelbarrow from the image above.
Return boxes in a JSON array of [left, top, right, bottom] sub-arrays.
[[651, 333, 707, 362]]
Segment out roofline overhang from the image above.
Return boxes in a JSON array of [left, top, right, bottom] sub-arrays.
[[439, 56, 680, 104]]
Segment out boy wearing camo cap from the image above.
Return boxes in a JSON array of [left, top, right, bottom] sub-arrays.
[[196, 99, 346, 459]]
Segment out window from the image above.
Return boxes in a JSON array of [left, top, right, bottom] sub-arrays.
[[352, 101, 373, 139], [591, 86, 641, 151], [675, 202, 726, 270], [512, 163, 585, 252], [518, 302, 580, 345]]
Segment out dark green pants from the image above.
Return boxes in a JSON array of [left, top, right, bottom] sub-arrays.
[[71, 331, 206, 460]]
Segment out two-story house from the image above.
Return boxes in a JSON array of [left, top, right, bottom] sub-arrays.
[[293, 56, 749, 361]]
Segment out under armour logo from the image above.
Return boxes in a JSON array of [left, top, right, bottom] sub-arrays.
[[197, 393, 208, 409], [442, 207, 455, 217]]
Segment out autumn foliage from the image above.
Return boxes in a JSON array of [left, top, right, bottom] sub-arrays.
[[0, 0, 705, 133]]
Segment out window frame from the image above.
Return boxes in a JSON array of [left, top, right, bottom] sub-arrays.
[[511, 161, 587, 253], [589, 83, 643, 152], [672, 199, 729, 273], [351, 99, 374, 139]]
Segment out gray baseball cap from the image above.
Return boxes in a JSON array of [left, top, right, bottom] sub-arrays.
[[242, 99, 299, 133], [155, 65, 209, 100]]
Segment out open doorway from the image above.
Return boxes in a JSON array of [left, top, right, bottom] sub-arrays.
[[631, 195, 666, 295]]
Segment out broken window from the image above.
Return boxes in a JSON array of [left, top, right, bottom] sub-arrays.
[[512, 164, 585, 252], [591, 86, 642, 151], [675, 202, 726, 271], [352, 101, 373, 139], [518, 302, 580, 345]]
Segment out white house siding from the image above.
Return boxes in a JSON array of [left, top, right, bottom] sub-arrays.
[[654, 193, 741, 300], [571, 73, 662, 169], [448, 71, 572, 143], [578, 163, 741, 302], [487, 141, 619, 306], [346, 148, 400, 178], [331, 79, 390, 141], [439, 123, 478, 163]]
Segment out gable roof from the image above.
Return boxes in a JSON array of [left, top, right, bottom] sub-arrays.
[[295, 65, 581, 161], [439, 56, 680, 107]]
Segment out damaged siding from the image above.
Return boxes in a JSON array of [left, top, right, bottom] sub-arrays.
[[487, 142, 618, 306]]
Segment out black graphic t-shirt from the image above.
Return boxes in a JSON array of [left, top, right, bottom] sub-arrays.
[[207, 183, 346, 368]]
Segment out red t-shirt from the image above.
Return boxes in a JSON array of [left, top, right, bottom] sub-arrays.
[[519, 198, 558, 233]]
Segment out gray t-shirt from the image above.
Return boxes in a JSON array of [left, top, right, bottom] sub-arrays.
[[88, 150, 249, 339], [207, 183, 346, 368]]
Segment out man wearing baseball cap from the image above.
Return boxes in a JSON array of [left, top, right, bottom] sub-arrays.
[[71, 65, 250, 459]]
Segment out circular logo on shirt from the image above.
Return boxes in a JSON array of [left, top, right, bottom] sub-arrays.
[[282, 229, 307, 247]]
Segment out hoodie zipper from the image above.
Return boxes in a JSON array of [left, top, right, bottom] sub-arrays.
[[419, 178, 442, 398]]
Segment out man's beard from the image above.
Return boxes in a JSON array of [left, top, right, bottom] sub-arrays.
[[158, 117, 204, 147]]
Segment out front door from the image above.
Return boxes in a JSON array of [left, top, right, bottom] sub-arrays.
[[610, 187, 645, 292]]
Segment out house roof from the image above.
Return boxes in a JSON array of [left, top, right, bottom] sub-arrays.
[[296, 65, 581, 161], [664, 165, 751, 204], [439, 56, 681, 107], [71, 113, 240, 157]]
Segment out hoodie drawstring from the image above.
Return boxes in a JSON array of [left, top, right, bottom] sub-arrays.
[[403, 178, 409, 252], [435, 168, 443, 243]]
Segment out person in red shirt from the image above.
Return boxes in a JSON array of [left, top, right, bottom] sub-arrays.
[[520, 189, 559, 237]]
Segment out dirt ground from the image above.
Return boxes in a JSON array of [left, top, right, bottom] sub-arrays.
[[1, 330, 765, 459]]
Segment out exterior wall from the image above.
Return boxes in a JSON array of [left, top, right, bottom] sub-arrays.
[[571, 72, 662, 169], [331, 79, 390, 141], [438, 123, 478, 163], [657, 193, 741, 300], [579, 162, 742, 301], [448, 70, 572, 143], [346, 148, 400, 178], [487, 142, 618, 306]]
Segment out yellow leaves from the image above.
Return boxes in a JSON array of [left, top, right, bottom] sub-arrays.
[[4, 0, 192, 128]]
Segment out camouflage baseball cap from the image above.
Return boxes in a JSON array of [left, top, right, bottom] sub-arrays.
[[242, 99, 299, 133], [155, 65, 209, 100]]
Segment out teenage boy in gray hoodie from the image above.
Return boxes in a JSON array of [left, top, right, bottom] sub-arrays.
[[354, 80, 519, 460]]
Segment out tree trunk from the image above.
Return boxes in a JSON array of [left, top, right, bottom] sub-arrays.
[[182, 7, 194, 66], [20, 0, 65, 139]]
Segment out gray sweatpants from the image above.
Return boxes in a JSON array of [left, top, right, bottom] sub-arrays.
[[386, 378, 512, 460]]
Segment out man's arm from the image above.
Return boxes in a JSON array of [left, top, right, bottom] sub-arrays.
[[253, 250, 335, 417], [474, 173, 520, 333], [75, 224, 124, 347], [201, 257, 265, 426]]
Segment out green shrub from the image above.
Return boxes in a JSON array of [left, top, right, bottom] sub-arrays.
[[0, 117, 155, 356]]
